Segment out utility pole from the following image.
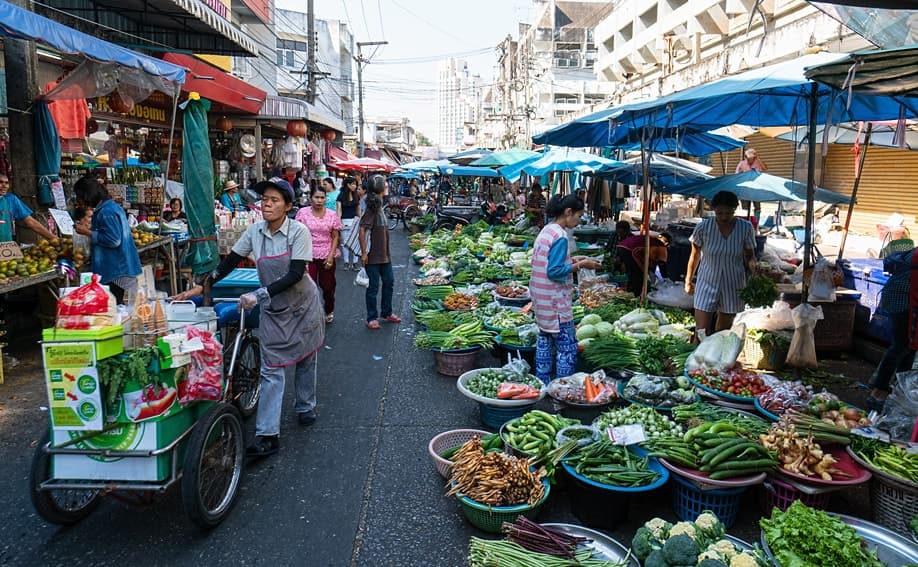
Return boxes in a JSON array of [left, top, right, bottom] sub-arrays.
[[306, 0, 315, 104], [3, 0, 39, 225], [355, 40, 387, 157]]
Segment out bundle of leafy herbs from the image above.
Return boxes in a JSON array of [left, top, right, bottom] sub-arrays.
[[652, 305, 695, 326], [96, 346, 159, 404], [739, 274, 780, 308], [747, 328, 791, 350], [635, 335, 695, 376]]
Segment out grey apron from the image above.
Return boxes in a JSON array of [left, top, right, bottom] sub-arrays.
[[257, 233, 324, 368]]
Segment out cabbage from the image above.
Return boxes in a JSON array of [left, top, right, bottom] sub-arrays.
[[576, 324, 598, 340], [596, 322, 615, 336], [581, 314, 603, 326]]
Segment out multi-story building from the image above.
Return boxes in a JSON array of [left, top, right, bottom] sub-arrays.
[[436, 58, 480, 149], [269, 9, 355, 133], [482, 0, 613, 148], [593, 0, 868, 105]]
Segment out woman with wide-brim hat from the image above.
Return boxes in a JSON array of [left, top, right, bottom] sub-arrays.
[[220, 179, 246, 212]]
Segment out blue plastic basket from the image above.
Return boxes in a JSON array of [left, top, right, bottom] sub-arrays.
[[478, 402, 535, 429], [671, 473, 747, 528]]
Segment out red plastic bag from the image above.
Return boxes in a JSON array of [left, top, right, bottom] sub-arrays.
[[178, 326, 223, 403], [496, 382, 540, 400], [56, 274, 116, 329]]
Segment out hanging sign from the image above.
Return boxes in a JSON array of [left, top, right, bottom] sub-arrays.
[[89, 93, 172, 127]]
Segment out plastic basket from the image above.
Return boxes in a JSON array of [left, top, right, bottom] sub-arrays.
[[432, 346, 481, 377], [870, 474, 918, 537], [759, 477, 831, 513], [671, 473, 747, 528], [743, 334, 789, 371], [427, 429, 490, 479], [456, 480, 550, 533], [479, 402, 534, 429]]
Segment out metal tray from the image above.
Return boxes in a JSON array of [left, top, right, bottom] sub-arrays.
[[541, 523, 639, 566], [761, 512, 918, 566]]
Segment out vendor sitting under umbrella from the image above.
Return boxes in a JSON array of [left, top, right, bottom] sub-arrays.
[[0, 174, 56, 242], [616, 232, 670, 296]]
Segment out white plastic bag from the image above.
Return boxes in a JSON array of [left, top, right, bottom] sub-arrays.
[[786, 303, 823, 369], [734, 301, 795, 331], [647, 279, 694, 310], [873, 371, 918, 442], [355, 267, 369, 287], [808, 259, 837, 302]]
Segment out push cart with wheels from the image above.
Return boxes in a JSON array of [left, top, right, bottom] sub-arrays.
[[30, 290, 259, 529]]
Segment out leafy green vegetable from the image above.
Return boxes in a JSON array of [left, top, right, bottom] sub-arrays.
[[96, 346, 159, 404], [739, 274, 779, 308], [760, 501, 883, 567]]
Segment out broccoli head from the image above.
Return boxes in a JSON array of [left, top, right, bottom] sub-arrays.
[[644, 549, 669, 567], [662, 533, 700, 565], [631, 526, 663, 560], [697, 559, 729, 567]]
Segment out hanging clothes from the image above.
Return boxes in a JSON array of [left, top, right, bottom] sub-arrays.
[[44, 81, 90, 139]]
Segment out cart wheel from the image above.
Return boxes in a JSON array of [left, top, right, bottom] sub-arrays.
[[29, 429, 101, 525], [182, 403, 244, 529], [402, 206, 421, 229], [232, 335, 261, 418], [383, 206, 399, 230]]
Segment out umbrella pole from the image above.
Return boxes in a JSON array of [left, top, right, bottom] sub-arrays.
[[641, 141, 652, 303], [837, 123, 872, 261], [802, 83, 818, 303]]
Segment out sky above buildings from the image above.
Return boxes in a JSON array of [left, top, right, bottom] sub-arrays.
[[276, 0, 529, 141]]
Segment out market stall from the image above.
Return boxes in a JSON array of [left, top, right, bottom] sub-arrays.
[[409, 220, 918, 561]]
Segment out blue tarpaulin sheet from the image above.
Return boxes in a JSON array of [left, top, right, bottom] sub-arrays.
[[0, 0, 185, 84]]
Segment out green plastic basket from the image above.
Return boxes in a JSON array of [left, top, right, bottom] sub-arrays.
[[456, 479, 550, 533]]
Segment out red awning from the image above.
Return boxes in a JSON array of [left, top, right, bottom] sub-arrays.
[[326, 143, 356, 165], [162, 53, 266, 114]]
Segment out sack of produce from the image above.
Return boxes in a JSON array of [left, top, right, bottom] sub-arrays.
[[56, 274, 117, 330], [684, 325, 746, 373], [785, 304, 822, 369]]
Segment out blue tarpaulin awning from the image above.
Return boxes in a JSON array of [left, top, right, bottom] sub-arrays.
[[438, 164, 500, 178], [669, 170, 852, 204], [0, 0, 186, 86]]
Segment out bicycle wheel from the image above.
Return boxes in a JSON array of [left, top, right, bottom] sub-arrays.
[[29, 429, 101, 525], [402, 205, 421, 229], [182, 403, 244, 529], [231, 335, 261, 418], [383, 206, 399, 230]]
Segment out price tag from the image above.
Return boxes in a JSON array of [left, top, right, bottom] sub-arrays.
[[49, 209, 74, 236], [607, 424, 646, 445], [0, 241, 23, 260]]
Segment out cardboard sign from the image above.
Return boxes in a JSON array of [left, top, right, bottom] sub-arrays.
[[0, 241, 23, 260], [49, 209, 74, 236]]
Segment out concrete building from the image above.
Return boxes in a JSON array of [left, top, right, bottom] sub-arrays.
[[262, 9, 355, 132], [481, 0, 613, 148], [436, 58, 480, 149]]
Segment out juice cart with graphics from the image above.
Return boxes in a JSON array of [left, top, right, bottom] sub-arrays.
[[29, 281, 260, 529]]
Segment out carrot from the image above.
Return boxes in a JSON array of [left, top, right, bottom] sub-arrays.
[[583, 376, 598, 402], [520, 302, 533, 314]]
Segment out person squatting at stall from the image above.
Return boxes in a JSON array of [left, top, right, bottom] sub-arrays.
[[0, 174, 57, 242], [530, 195, 602, 384], [176, 178, 324, 458], [360, 175, 401, 330], [684, 190, 756, 339], [296, 184, 342, 324], [617, 232, 670, 296], [866, 246, 917, 411], [73, 176, 141, 304]]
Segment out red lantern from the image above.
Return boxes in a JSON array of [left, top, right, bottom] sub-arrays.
[[216, 116, 233, 132], [286, 119, 308, 138], [108, 91, 134, 114], [322, 129, 336, 142]]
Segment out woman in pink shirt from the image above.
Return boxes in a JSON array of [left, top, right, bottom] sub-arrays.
[[296, 186, 342, 323]]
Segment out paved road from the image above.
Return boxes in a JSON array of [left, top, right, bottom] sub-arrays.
[[0, 230, 872, 566]]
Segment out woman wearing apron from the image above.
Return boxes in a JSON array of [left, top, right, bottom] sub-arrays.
[[183, 178, 325, 458]]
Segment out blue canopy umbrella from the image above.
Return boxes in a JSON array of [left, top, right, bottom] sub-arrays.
[[400, 159, 451, 172], [518, 147, 619, 176], [469, 148, 540, 167], [446, 148, 493, 165], [614, 131, 747, 156], [596, 154, 714, 189], [438, 164, 500, 178], [669, 170, 851, 204], [388, 170, 420, 180]]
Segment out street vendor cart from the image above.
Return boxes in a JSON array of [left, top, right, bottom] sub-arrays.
[[29, 275, 261, 529]]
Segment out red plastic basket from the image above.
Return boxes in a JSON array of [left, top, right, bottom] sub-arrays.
[[759, 477, 831, 513]]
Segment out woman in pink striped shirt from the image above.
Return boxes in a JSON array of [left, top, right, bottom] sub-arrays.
[[530, 195, 601, 384]]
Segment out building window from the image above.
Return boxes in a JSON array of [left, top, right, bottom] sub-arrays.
[[276, 50, 284, 67], [286, 51, 295, 67]]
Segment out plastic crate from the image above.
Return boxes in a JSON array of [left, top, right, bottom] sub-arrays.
[[839, 258, 888, 316], [870, 474, 918, 537], [672, 473, 746, 528], [759, 477, 831, 513]]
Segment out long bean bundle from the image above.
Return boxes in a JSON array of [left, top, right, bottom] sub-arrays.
[[565, 438, 661, 487], [469, 538, 629, 567]]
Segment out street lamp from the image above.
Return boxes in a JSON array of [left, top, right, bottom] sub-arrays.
[[355, 40, 388, 158]]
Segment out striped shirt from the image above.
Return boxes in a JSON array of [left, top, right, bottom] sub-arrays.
[[690, 217, 755, 314], [530, 223, 573, 333]]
